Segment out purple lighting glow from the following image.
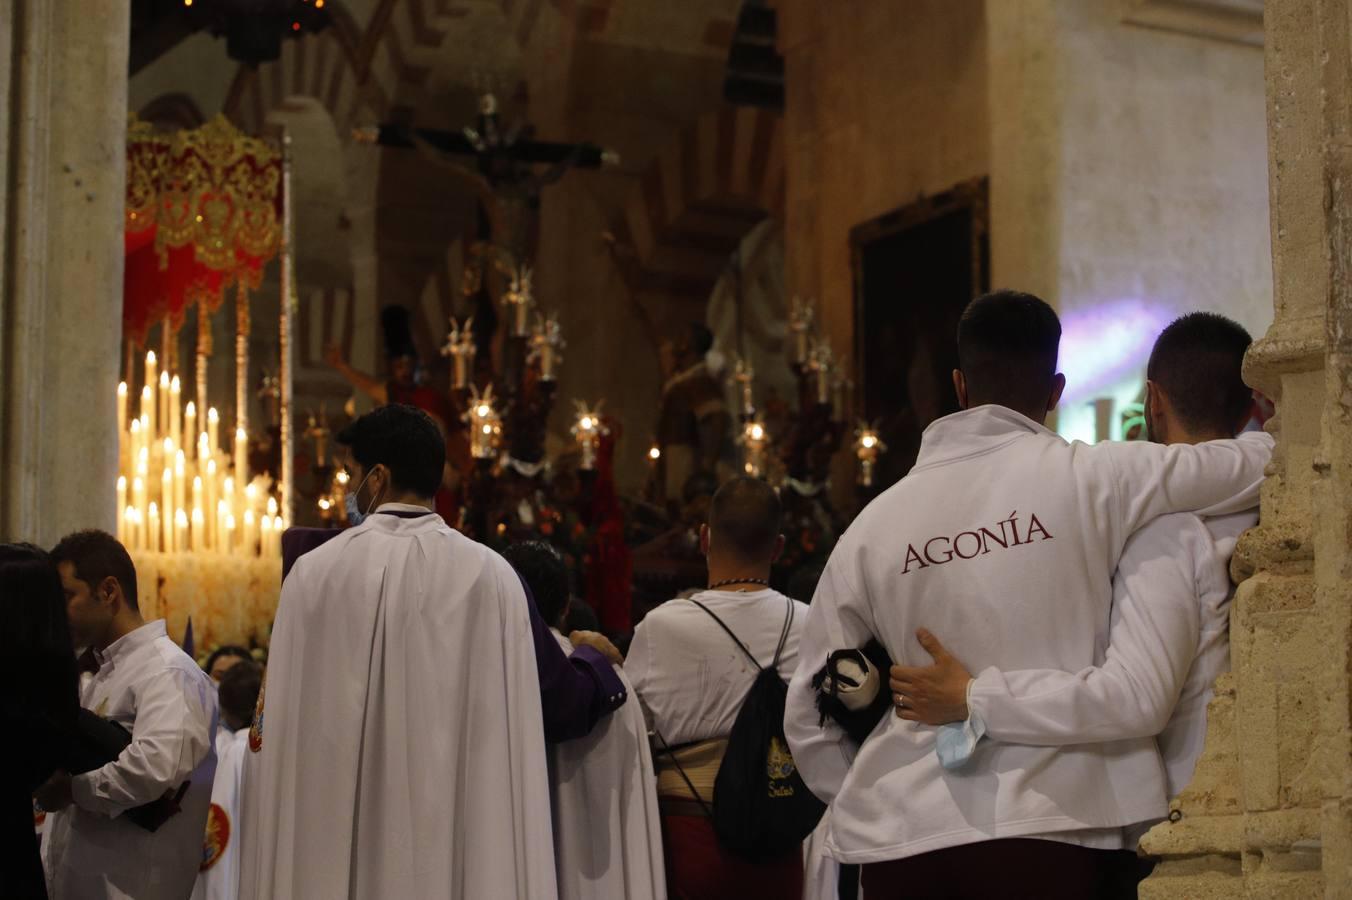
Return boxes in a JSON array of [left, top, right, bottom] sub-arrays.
[[1057, 298, 1173, 402]]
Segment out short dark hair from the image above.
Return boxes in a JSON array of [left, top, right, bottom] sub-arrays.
[[956, 290, 1062, 415], [501, 541, 570, 628], [1147, 312, 1253, 435], [204, 645, 253, 675], [50, 530, 138, 611], [336, 404, 445, 498], [0, 543, 79, 723], [708, 476, 782, 561], [218, 658, 263, 730]]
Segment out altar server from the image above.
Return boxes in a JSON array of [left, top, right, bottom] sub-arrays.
[[784, 292, 1272, 898], [504, 541, 666, 900], [39, 530, 218, 900], [192, 659, 261, 900], [240, 404, 560, 899]]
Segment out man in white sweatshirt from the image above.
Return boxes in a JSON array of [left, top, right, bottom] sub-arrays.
[[783, 292, 1271, 898], [886, 312, 1260, 893]]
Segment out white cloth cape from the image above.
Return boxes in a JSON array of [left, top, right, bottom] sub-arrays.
[[548, 630, 666, 900], [193, 728, 249, 900], [238, 510, 557, 899]]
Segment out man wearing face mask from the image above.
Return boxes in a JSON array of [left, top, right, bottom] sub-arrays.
[[241, 404, 627, 899]]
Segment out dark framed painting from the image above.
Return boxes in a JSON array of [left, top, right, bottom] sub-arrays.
[[850, 177, 990, 490]]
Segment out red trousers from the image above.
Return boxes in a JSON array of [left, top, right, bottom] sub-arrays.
[[860, 838, 1124, 900], [661, 813, 805, 900]]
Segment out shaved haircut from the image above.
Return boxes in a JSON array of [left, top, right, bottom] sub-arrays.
[[1147, 312, 1253, 435], [956, 290, 1062, 417], [708, 476, 782, 562]]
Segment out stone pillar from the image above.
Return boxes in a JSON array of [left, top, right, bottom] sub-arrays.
[[1140, 0, 1352, 896], [0, 0, 129, 546]]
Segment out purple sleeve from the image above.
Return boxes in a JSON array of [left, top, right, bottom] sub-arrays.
[[517, 575, 627, 742]]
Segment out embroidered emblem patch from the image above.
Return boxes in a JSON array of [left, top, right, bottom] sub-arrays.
[[766, 736, 797, 798], [248, 669, 266, 753], [201, 803, 230, 871]]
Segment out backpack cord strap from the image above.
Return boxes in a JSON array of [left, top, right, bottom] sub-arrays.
[[771, 600, 794, 670], [651, 728, 715, 819], [688, 598, 762, 669]]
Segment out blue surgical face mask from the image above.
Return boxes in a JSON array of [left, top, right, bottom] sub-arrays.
[[345, 467, 381, 526]]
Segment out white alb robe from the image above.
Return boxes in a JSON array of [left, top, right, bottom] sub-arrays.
[[193, 727, 249, 900], [548, 630, 665, 900], [238, 506, 557, 899]]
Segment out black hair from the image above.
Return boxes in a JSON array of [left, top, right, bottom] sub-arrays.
[[335, 403, 446, 498], [956, 290, 1062, 416], [218, 658, 264, 731], [1147, 312, 1253, 435], [502, 541, 570, 629], [50, 529, 139, 611], [0, 543, 79, 726], [204, 645, 253, 676], [708, 476, 782, 561]]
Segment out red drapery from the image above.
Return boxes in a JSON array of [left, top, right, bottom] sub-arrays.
[[124, 115, 282, 344]]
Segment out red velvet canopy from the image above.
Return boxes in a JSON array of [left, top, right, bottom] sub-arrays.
[[124, 115, 283, 345]]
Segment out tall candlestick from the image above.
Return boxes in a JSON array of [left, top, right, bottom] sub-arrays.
[[198, 432, 210, 468], [207, 408, 220, 457], [205, 461, 218, 549], [116, 477, 127, 541], [234, 428, 248, 490], [192, 476, 203, 514], [170, 376, 182, 450], [191, 507, 205, 552], [141, 386, 155, 444], [175, 509, 188, 555], [225, 513, 237, 556], [184, 403, 197, 461], [148, 503, 160, 554], [117, 382, 128, 442], [174, 452, 186, 519], [133, 475, 147, 538], [124, 507, 137, 551], [216, 501, 229, 555], [158, 372, 170, 443], [243, 510, 257, 557], [161, 468, 173, 551], [129, 419, 142, 470], [145, 351, 158, 423]]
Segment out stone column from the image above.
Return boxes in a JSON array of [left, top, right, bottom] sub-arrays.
[[0, 0, 129, 546], [1140, 0, 1352, 896]]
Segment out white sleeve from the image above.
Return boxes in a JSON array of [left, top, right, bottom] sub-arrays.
[[966, 517, 1203, 745], [784, 546, 874, 804], [1096, 431, 1271, 544], [71, 667, 214, 815], [623, 618, 659, 732]]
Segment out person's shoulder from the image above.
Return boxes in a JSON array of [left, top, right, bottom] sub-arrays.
[[1122, 512, 1212, 564]]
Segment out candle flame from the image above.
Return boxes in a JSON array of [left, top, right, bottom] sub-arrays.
[[146, 351, 157, 365], [164, 437, 174, 455], [149, 501, 159, 515], [130, 419, 140, 434], [244, 510, 256, 525], [208, 408, 219, 424], [750, 424, 764, 440], [236, 428, 247, 441], [186, 401, 195, 416], [207, 459, 217, 475], [580, 416, 594, 430], [170, 375, 180, 391], [245, 483, 257, 500], [226, 514, 236, 530], [267, 497, 279, 516], [117, 475, 126, 490], [175, 509, 188, 526], [193, 476, 202, 490], [648, 446, 661, 460], [476, 404, 490, 417], [159, 372, 169, 387], [142, 385, 152, 401], [273, 515, 284, 531], [118, 382, 127, 396], [481, 424, 492, 435], [162, 468, 172, 484], [175, 450, 185, 469]]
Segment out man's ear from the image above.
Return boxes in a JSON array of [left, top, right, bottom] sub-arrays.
[[952, 370, 969, 409], [771, 534, 786, 565], [100, 576, 123, 613], [1047, 373, 1067, 413], [699, 523, 711, 557]]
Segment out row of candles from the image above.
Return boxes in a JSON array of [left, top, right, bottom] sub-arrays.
[[116, 351, 284, 558]]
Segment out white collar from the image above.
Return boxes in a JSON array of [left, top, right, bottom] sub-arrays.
[[95, 620, 166, 670], [374, 502, 435, 514], [914, 405, 1059, 470]]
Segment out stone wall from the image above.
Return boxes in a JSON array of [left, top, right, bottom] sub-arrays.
[[1139, 0, 1352, 895], [0, 0, 128, 546]]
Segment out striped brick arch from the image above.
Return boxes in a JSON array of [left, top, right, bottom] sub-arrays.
[[617, 105, 786, 298]]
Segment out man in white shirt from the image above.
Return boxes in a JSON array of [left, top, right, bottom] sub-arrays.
[[503, 540, 666, 900], [627, 476, 810, 900], [887, 312, 1260, 892], [38, 530, 218, 900], [783, 292, 1271, 898], [192, 658, 262, 900]]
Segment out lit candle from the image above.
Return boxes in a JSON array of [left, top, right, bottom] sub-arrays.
[[198, 432, 210, 469], [272, 515, 285, 547], [225, 513, 237, 556], [117, 382, 128, 441], [205, 460, 218, 549], [148, 502, 160, 554], [184, 403, 197, 462], [169, 376, 182, 450], [158, 371, 170, 443], [174, 451, 186, 519], [133, 475, 147, 536], [116, 476, 127, 541], [243, 510, 257, 558], [145, 351, 158, 427], [191, 507, 205, 552], [129, 418, 142, 465], [141, 385, 155, 444], [175, 508, 188, 555], [266, 496, 279, 519], [192, 476, 203, 514], [260, 513, 273, 557], [161, 468, 173, 550], [207, 408, 220, 457], [245, 482, 259, 520], [216, 501, 229, 554], [124, 506, 137, 551], [234, 428, 248, 492]]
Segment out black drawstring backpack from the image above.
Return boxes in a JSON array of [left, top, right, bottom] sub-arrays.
[[679, 597, 826, 860]]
